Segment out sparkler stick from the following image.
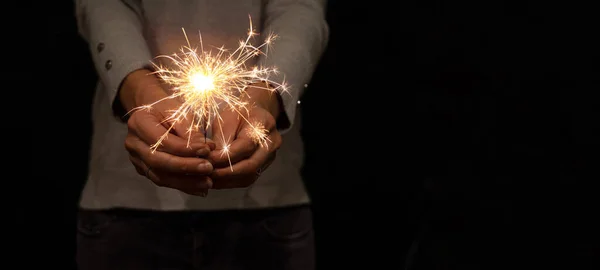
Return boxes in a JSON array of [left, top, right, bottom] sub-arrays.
[[128, 16, 288, 171]]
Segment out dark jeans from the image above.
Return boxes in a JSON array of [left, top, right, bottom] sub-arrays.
[[76, 205, 314, 270]]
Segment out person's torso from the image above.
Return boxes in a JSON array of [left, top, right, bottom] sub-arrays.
[[80, 0, 309, 211]]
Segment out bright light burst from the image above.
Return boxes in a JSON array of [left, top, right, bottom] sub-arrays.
[[131, 16, 288, 170]]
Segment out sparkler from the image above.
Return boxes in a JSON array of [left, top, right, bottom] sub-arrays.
[[129, 16, 287, 170]]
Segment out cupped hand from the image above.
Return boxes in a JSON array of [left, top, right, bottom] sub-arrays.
[[120, 69, 216, 196], [207, 83, 283, 189]]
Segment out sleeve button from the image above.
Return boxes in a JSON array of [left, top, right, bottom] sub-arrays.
[[97, 42, 105, 52], [105, 60, 112, 70]]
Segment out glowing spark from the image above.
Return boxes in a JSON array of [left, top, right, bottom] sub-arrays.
[[190, 73, 214, 92], [128, 16, 288, 171], [246, 120, 270, 148], [220, 143, 233, 170]]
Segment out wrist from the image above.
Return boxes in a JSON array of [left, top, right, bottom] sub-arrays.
[[119, 69, 166, 111], [245, 81, 282, 119]]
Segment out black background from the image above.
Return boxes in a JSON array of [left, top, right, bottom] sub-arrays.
[[8, 1, 599, 269]]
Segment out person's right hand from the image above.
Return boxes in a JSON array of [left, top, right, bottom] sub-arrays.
[[119, 69, 216, 196]]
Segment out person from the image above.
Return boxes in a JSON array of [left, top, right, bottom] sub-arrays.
[[74, 0, 329, 269]]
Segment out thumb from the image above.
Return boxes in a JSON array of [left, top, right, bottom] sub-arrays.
[[157, 98, 192, 138], [169, 111, 217, 152]]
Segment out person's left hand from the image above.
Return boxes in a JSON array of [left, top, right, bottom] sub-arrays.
[[208, 82, 283, 189]]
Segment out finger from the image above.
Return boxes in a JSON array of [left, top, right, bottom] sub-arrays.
[[156, 99, 217, 151], [211, 110, 241, 151], [187, 132, 217, 151], [211, 146, 272, 189], [130, 151, 212, 195], [130, 112, 210, 157], [168, 114, 195, 138], [128, 154, 148, 176], [208, 136, 257, 168], [125, 135, 214, 175], [128, 154, 164, 188], [169, 116, 211, 145]]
